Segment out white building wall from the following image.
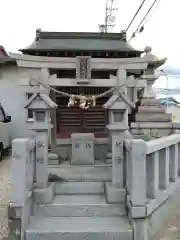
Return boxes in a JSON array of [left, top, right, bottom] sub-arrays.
[[166, 104, 180, 122], [0, 65, 40, 140]]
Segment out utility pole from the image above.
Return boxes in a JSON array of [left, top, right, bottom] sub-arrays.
[[99, 0, 118, 33]]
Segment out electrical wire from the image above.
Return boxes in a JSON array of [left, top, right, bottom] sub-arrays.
[[126, 0, 147, 32], [159, 74, 180, 79], [128, 0, 159, 42], [142, 0, 160, 26]]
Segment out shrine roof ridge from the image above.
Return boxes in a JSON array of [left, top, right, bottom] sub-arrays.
[[36, 31, 127, 41], [20, 30, 143, 54]]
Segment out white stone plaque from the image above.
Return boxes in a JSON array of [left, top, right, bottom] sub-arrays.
[[71, 133, 94, 165]]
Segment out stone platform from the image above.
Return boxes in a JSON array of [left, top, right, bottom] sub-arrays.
[[131, 98, 174, 138]]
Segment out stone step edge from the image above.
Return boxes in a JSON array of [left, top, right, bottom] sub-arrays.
[[35, 194, 122, 206], [26, 216, 132, 232], [54, 182, 105, 195], [49, 160, 112, 167]]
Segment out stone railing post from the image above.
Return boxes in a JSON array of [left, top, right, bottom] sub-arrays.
[[11, 138, 35, 204], [126, 139, 147, 206], [125, 138, 148, 240], [8, 138, 36, 239]]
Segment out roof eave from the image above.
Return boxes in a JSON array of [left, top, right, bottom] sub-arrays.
[[0, 57, 17, 65], [19, 48, 143, 54], [148, 57, 167, 69]]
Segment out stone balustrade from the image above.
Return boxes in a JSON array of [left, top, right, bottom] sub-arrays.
[[11, 138, 36, 204], [8, 138, 36, 238], [125, 133, 180, 239]]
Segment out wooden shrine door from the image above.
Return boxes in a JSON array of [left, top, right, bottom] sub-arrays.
[[56, 87, 109, 137]]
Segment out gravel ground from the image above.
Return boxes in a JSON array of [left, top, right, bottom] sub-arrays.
[[0, 155, 11, 240], [155, 213, 180, 240]]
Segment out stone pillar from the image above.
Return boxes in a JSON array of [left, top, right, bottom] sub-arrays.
[[35, 130, 49, 188], [105, 68, 132, 162], [104, 68, 132, 203], [108, 126, 126, 186], [50, 89, 57, 151], [106, 113, 112, 163], [142, 68, 157, 99], [106, 124, 128, 203], [24, 92, 57, 203]]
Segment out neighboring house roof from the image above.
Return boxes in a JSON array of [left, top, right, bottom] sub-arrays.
[[0, 46, 16, 65], [20, 30, 142, 54], [159, 97, 180, 105]]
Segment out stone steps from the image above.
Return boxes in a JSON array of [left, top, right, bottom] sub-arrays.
[[34, 194, 126, 217], [28, 160, 131, 240], [48, 161, 112, 182], [55, 181, 105, 195], [26, 216, 132, 240]]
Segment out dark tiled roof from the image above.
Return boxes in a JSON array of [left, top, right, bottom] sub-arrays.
[[20, 31, 142, 53], [0, 56, 16, 64]]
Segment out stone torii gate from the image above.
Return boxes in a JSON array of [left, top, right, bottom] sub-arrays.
[[9, 47, 180, 240]]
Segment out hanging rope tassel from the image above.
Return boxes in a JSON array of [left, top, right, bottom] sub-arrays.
[[79, 95, 87, 109], [68, 95, 76, 107], [92, 95, 96, 107]]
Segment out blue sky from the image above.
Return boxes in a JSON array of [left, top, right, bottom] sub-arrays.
[[0, 0, 180, 95]]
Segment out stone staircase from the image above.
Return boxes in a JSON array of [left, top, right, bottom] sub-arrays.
[[25, 161, 133, 240]]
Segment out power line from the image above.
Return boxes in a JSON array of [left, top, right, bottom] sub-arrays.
[[128, 0, 159, 42], [142, 0, 160, 26], [126, 0, 146, 32]]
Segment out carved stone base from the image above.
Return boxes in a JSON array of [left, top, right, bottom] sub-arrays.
[[141, 99, 161, 106], [135, 113, 172, 122], [131, 128, 173, 138], [131, 98, 174, 138], [138, 105, 166, 113]]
